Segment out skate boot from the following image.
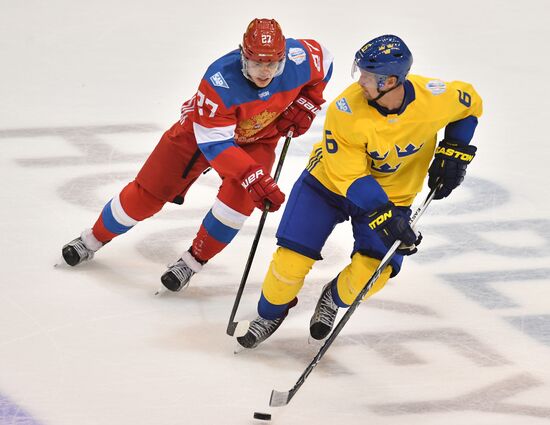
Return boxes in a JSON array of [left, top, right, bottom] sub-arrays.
[[309, 281, 339, 340], [160, 250, 204, 292], [237, 298, 298, 349], [62, 229, 103, 266]]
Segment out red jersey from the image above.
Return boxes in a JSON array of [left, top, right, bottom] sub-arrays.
[[179, 38, 333, 180]]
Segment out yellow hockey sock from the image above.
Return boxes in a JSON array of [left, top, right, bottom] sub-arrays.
[[335, 253, 392, 306], [262, 247, 316, 305]]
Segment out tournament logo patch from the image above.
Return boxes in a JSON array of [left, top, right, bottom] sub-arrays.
[[336, 98, 352, 114], [210, 72, 229, 89], [288, 47, 306, 65], [426, 79, 446, 95]]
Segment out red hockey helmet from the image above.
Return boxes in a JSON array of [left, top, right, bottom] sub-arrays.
[[242, 18, 285, 62]]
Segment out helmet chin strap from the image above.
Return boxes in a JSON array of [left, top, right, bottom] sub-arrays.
[[373, 82, 401, 102]]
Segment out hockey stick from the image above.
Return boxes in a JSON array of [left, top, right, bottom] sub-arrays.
[[269, 184, 439, 407], [226, 129, 294, 336]]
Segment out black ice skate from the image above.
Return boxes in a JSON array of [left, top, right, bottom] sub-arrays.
[[160, 250, 203, 292], [62, 229, 102, 266], [309, 281, 339, 340], [237, 298, 297, 349]]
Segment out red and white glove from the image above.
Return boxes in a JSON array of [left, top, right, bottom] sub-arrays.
[[276, 95, 320, 137], [241, 166, 285, 212]]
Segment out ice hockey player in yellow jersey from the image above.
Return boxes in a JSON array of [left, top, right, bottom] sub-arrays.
[[237, 35, 483, 349]]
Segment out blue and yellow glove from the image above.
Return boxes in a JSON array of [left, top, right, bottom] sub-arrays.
[[428, 139, 477, 200], [368, 203, 422, 256]]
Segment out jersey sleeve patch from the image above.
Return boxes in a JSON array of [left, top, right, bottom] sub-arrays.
[[288, 47, 307, 65], [335, 97, 352, 114], [426, 79, 446, 95], [209, 72, 230, 89]]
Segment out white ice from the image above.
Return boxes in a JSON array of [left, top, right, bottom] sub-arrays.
[[1, 1, 550, 424]]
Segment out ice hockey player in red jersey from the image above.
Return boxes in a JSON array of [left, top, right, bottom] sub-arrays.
[[61, 18, 333, 293]]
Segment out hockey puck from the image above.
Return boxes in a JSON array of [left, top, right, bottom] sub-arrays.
[[253, 412, 271, 421]]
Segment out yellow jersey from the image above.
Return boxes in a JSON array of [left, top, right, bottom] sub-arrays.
[[307, 74, 483, 207]]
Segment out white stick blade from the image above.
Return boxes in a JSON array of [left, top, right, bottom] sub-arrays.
[[234, 320, 250, 337], [269, 390, 290, 407]]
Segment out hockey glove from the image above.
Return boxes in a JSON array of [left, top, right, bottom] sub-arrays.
[[276, 95, 320, 137], [368, 203, 422, 256], [241, 166, 285, 212], [428, 139, 477, 200]]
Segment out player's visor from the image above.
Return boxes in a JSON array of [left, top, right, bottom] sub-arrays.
[[242, 55, 286, 81], [351, 60, 387, 89]]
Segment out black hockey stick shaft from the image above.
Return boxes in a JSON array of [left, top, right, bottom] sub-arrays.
[[269, 185, 438, 406], [226, 130, 294, 336]]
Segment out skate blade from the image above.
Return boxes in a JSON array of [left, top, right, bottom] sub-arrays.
[[233, 337, 260, 355], [233, 342, 250, 355], [154, 287, 168, 296], [53, 257, 68, 268], [308, 335, 326, 346]]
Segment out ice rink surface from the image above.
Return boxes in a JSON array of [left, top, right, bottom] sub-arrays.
[[1, 0, 549, 424]]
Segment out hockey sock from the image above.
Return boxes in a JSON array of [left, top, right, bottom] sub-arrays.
[[335, 253, 393, 306], [259, 247, 315, 315], [191, 198, 248, 262], [329, 276, 349, 308], [257, 292, 292, 320], [92, 181, 164, 243]]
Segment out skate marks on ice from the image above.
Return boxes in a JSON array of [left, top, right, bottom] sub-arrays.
[[415, 220, 550, 263], [230, 324, 510, 376], [426, 176, 509, 216], [336, 327, 510, 367], [2, 124, 159, 167], [52, 255, 161, 294], [436, 268, 550, 350], [439, 269, 550, 310], [413, 177, 550, 350], [505, 314, 550, 347], [370, 373, 550, 419]]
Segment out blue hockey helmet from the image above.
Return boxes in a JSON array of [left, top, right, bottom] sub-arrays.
[[352, 35, 413, 87]]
